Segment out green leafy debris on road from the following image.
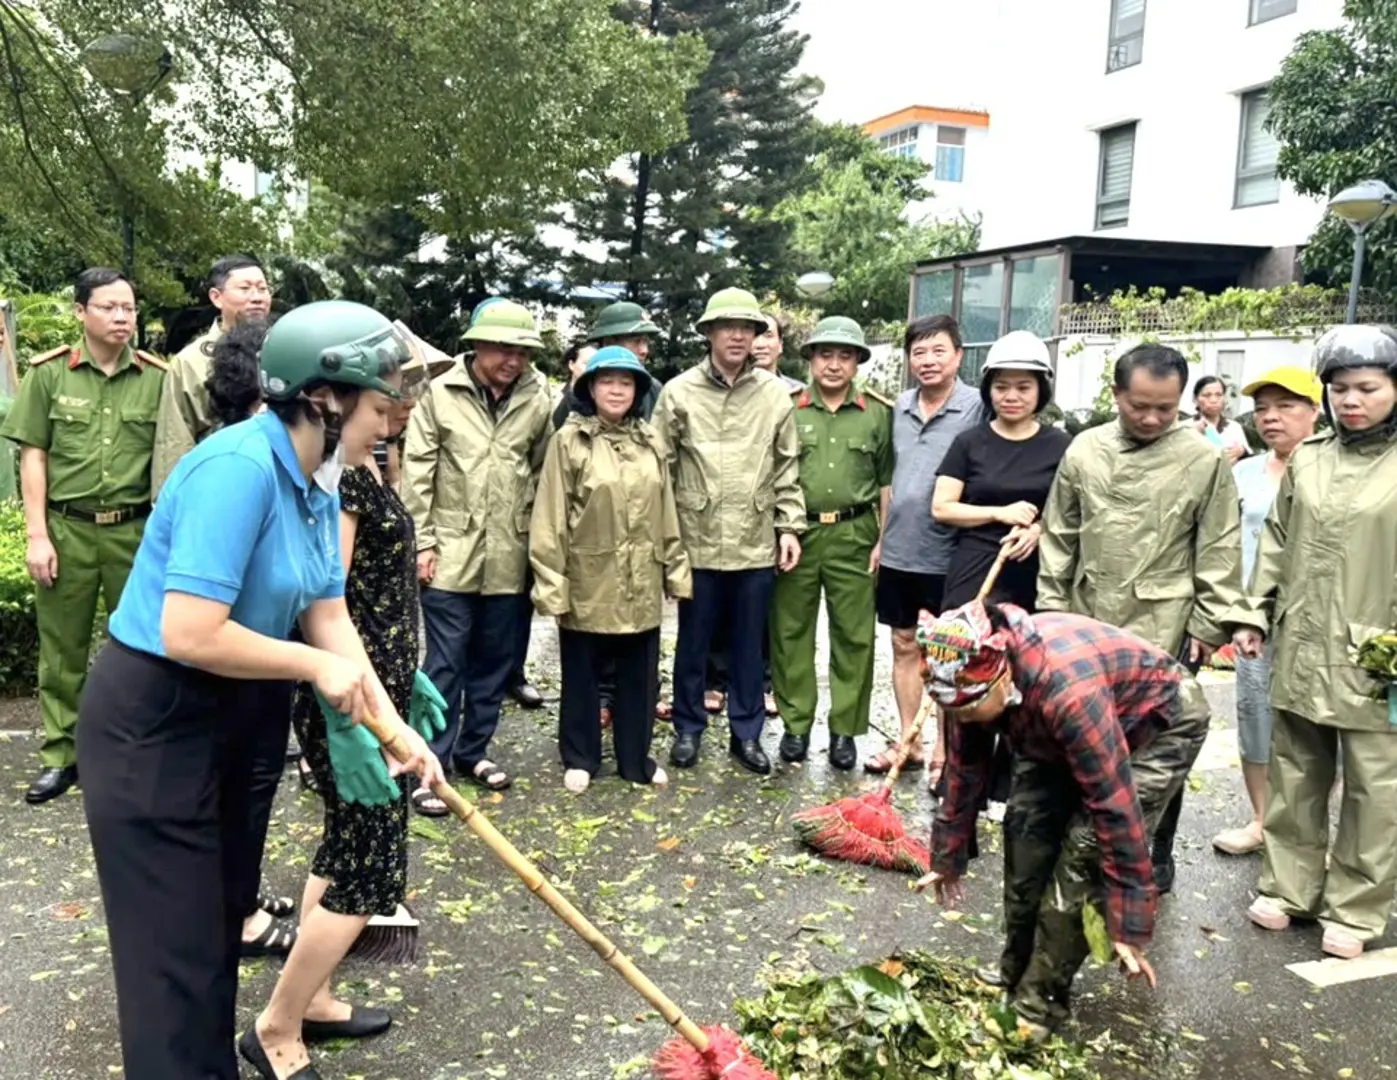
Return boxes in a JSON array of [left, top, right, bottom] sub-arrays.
[[734, 951, 1105, 1079]]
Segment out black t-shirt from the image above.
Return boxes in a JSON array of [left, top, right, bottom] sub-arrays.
[[937, 423, 1071, 609]]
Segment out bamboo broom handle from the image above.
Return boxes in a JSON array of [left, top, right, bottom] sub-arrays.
[[360, 713, 712, 1054], [884, 543, 1012, 792]]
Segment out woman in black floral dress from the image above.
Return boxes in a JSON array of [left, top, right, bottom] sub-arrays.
[[254, 358, 438, 1051]]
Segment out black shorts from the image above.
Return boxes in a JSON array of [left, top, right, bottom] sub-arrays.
[[875, 566, 946, 630]]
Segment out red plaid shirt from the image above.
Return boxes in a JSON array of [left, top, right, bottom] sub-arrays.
[[931, 606, 1184, 947]]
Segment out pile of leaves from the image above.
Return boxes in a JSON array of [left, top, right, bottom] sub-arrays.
[[733, 951, 1104, 1080]]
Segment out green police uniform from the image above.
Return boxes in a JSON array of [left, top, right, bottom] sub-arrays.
[[768, 384, 893, 737], [0, 343, 165, 768]]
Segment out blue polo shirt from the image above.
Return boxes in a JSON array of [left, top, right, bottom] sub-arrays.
[[109, 411, 345, 657]]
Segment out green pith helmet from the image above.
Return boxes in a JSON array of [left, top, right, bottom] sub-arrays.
[[801, 315, 870, 362], [259, 300, 407, 401], [587, 300, 660, 343], [695, 287, 766, 332], [462, 298, 543, 349]]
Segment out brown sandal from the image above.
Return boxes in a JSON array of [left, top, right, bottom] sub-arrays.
[[863, 748, 926, 774]]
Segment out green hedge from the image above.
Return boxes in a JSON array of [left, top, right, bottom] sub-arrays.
[[0, 502, 38, 696]]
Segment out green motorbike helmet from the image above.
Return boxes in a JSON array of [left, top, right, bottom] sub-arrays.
[[801, 316, 870, 363], [259, 301, 407, 401], [1313, 324, 1397, 383]]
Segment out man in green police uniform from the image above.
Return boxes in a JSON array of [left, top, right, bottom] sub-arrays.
[[769, 316, 893, 770], [0, 268, 165, 804]]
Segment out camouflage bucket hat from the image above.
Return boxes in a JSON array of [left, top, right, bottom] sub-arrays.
[[1314, 324, 1397, 382]]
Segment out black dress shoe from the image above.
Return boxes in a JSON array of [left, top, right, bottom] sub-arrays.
[[302, 1005, 392, 1043], [670, 732, 701, 769], [828, 735, 857, 771], [728, 736, 771, 775], [778, 733, 809, 763], [509, 681, 545, 709], [238, 1029, 323, 1079], [26, 765, 78, 805]]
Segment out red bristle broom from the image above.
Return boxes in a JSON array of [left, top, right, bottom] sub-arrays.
[[791, 546, 1012, 875], [359, 713, 779, 1080]]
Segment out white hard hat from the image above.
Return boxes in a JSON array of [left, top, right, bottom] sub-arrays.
[[984, 330, 1053, 377]]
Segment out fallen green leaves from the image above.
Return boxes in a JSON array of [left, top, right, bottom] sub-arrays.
[[734, 951, 1104, 1079]]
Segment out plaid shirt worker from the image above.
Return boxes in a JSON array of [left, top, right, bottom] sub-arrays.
[[931, 607, 1186, 946]]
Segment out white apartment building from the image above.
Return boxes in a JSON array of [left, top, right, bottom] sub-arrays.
[[907, 0, 1348, 380], [863, 106, 990, 224], [976, 0, 1344, 258]]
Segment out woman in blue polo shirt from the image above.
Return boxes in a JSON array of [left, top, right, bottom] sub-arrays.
[[76, 301, 445, 1080]]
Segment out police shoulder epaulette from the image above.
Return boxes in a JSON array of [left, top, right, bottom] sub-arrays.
[[135, 350, 168, 371], [26, 345, 69, 367], [863, 387, 895, 409]]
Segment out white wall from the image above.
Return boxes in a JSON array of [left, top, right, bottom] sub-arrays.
[[902, 121, 990, 225], [1053, 329, 1319, 413], [977, 0, 1346, 251]]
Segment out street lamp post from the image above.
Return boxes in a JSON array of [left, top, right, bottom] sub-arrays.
[[79, 32, 173, 289], [1327, 179, 1397, 324]]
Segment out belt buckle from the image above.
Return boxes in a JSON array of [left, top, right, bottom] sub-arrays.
[[94, 509, 121, 526], [818, 511, 839, 525]]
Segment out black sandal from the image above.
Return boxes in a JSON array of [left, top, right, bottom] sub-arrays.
[[411, 787, 449, 818], [298, 758, 320, 795], [239, 1028, 322, 1079], [241, 919, 298, 959], [467, 759, 512, 792], [258, 892, 296, 918]]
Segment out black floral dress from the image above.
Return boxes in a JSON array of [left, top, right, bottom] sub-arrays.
[[291, 464, 418, 917]]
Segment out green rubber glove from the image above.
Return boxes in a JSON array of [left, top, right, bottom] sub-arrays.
[[410, 670, 448, 740], [316, 692, 400, 807]]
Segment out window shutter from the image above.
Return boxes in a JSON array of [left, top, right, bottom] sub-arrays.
[[1113, 0, 1146, 35], [1240, 94, 1276, 173], [1101, 128, 1134, 200]]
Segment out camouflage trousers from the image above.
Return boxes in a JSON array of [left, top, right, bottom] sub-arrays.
[[998, 687, 1209, 1028]]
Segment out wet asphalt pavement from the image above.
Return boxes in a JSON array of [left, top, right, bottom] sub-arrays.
[[0, 610, 1394, 1080]]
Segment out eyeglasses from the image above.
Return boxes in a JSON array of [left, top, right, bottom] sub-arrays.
[[88, 303, 138, 317], [224, 284, 273, 298]]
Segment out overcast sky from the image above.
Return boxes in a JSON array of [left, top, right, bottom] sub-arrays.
[[791, 0, 994, 124]]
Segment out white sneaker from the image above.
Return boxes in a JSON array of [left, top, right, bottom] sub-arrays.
[[1247, 895, 1291, 931], [1212, 822, 1264, 856], [564, 769, 591, 794], [1321, 925, 1364, 959], [651, 766, 668, 787]]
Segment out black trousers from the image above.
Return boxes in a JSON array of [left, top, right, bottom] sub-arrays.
[[705, 614, 772, 694], [245, 680, 293, 918], [422, 588, 525, 769], [559, 627, 660, 782], [673, 568, 775, 740], [78, 641, 291, 1080]]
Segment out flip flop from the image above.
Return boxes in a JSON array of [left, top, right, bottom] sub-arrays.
[[862, 748, 926, 775]]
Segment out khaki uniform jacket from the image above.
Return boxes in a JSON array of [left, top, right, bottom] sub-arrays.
[[529, 414, 692, 633], [403, 358, 552, 595], [1037, 422, 1243, 652], [152, 322, 221, 499], [650, 360, 805, 571], [1228, 431, 1397, 731]]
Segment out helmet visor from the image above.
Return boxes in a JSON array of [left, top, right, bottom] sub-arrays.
[[322, 321, 411, 399]]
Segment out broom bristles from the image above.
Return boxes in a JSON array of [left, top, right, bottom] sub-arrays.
[[792, 790, 930, 875], [652, 1024, 780, 1080], [345, 903, 420, 964]]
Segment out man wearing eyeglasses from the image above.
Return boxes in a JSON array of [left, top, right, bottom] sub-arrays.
[[0, 267, 167, 804], [151, 254, 272, 495]]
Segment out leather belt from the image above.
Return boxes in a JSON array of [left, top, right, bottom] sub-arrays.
[[807, 503, 875, 525], [48, 501, 151, 527]]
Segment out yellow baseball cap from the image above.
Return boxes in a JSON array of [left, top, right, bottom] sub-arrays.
[[1242, 365, 1322, 405]]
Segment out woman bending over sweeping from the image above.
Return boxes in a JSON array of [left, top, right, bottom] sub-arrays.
[[529, 346, 693, 793], [77, 301, 445, 1080]]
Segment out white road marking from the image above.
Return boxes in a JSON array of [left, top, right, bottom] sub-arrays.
[[1286, 946, 1397, 987]]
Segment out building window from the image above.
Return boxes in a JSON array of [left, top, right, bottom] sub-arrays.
[[1235, 89, 1280, 207], [934, 126, 966, 182], [1096, 123, 1136, 229], [878, 126, 919, 159], [255, 169, 278, 198], [1107, 0, 1146, 72], [1250, 0, 1297, 25]]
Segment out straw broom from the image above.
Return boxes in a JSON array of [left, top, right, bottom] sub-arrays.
[[790, 546, 1012, 875], [360, 713, 778, 1080]]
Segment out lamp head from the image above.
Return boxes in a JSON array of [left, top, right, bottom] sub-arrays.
[[81, 33, 173, 99], [795, 271, 835, 299], [1328, 179, 1397, 231]]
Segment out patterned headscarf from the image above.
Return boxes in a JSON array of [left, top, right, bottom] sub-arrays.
[[916, 600, 1021, 711]]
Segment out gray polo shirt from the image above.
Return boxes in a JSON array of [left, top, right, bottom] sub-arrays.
[[880, 381, 985, 575]]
